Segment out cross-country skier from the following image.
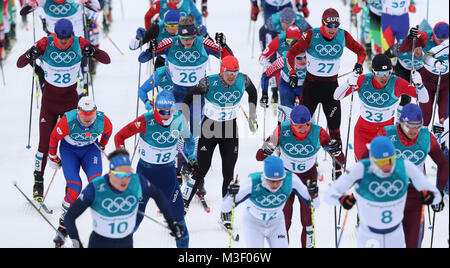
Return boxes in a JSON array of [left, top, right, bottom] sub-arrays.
[[144, 0, 202, 30], [222, 155, 319, 248], [16, 18, 110, 204], [361, 103, 448, 247], [255, 105, 345, 247], [259, 25, 302, 110], [20, 0, 101, 37], [130, 9, 181, 69], [64, 149, 184, 248], [333, 53, 429, 161], [324, 136, 442, 248], [114, 90, 196, 248], [260, 50, 307, 123], [181, 55, 258, 220], [286, 8, 367, 160], [47, 96, 112, 247], [250, 0, 309, 23], [380, 0, 416, 49]]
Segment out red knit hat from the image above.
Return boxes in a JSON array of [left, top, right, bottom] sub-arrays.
[[221, 56, 239, 72], [286, 25, 301, 39]]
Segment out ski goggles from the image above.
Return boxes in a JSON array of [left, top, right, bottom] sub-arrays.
[[178, 34, 197, 41], [223, 69, 239, 76], [110, 170, 134, 179], [324, 22, 340, 28], [292, 121, 311, 128], [157, 108, 174, 115], [56, 34, 72, 40], [78, 108, 96, 117], [403, 121, 423, 130], [296, 55, 307, 60], [165, 23, 179, 30], [371, 154, 396, 166], [373, 70, 392, 77]]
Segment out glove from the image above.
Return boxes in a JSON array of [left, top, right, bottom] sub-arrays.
[[339, 194, 356, 210], [328, 139, 342, 157], [411, 70, 423, 87], [347, 72, 359, 87], [431, 190, 445, 212], [434, 60, 446, 72], [202, 3, 208, 18], [420, 190, 435, 205], [136, 27, 146, 40], [215, 33, 226, 47], [149, 39, 158, 53], [299, 3, 310, 18], [260, 93, 269, 108], [71, 239, 83, 248], [289, 73, 298, 88], [334, 168, 342, 180], [145, 99, 153, 112], [139, 49, 152, 63], [227, 182, 240, 196], [167, 220, 184, 240], [408, 25, 419, 40], [306, 179, 318, 199], [249, 116, 258, 133], [408, 3, 416, 13], [26, 47, 40, 60], [251, 2, 259, 21], [353, 63, 363, 75], [432, 124, 444, 136], [197, 25, 208, 37], [262, 142, 276, 156], [83, 46, 98, 57], [48, 155, 62, 170], [352, 3, 362, 14]]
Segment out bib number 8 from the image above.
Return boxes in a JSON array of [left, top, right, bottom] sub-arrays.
[[54, 73, 71, 84], [381, 210, 393, 224], [180, 72, 197, 83]]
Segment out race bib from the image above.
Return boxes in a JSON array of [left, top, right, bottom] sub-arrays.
[[306, 54, 341, 77]]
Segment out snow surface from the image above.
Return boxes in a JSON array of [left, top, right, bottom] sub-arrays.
[[0, 0, 448, 248]]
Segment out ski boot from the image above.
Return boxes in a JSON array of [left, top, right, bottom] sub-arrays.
[[196, 183, 210, 213], [260, 93, 269, 108], [219, 211, 232, 230], [54, 202, 69, 248], [271, 89, 279, 116], [33, 173, 44, 203]]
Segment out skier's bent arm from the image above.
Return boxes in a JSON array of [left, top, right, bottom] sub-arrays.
[[324, 163, 364, 206], [221, 178, 252, 213], [406, 160, 442, 205]]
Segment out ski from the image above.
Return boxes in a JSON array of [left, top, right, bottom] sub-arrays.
[[34, 200, 53, 214], [197, 193, 210, 213], [218, 220, 239, 241]]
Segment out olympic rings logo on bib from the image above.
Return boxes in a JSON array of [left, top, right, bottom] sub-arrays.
[[48, 3, 72, 15], [151, 130, 180, 144], [174, 51, 200, 63], [70, 132, 98, 141], [101, 196, 137, 213], [50, 51, 77, 64], [213, 91, 241, 104], [255, 193, 287, 206], [283, 143, 315, 156], [368, 180, 404, 198], [314, 44, 342, 57], [363, 91, 390, 105], [395, 149, 425, 164]]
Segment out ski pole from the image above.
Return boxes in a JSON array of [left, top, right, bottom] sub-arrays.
[[343, 86, 355, 170], [430, 72, 442, 128], [98, 24, 125, 56], [430, 211, 436, 248], [0, 60, 5, 85], [229, 175, 239, 248], [37, 168, 58, 213], [336, 209, 350, 248], [13, 182, 65, 241], [417, 204, 425, 247], [137, 210, 169, 229], [26, 60, 36, 149], [338, 70, 353, 79], [134, 44, 144, 156]]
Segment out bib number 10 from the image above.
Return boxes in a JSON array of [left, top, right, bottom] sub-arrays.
[[108, 221, 128, 235]]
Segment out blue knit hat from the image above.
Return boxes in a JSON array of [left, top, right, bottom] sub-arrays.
[[155, 90, 175, 110], [264, 156, 285, 180], [109, 154, 132, 170], [399, 103, 423, 123], [370, 136, 395, 160], [55, 19, 73, 37], [290, 105, 311, 124], [280, 7, 295, 23], [164, 10, 181, 25], [433, 22, 449, 39]]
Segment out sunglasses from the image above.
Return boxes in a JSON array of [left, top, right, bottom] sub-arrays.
[[57, 35, 72, 40], [296, 55, 307, 60], [325, 23, 340, 28], [224, 69, 239, 76], [373, 70, 392, 77], [78, 109, 96, 117], [111, 170, 133, 179], [157, 108, 173, 115], [371, 155, 396, 166], [404, 122, 423, 129], [292, 122, 311, 128], [179, 35, 196, 41], [165, 23, 179, 30]]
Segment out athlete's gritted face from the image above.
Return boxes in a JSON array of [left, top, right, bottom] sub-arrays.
[[373, 72, 391, 87], [413, 47, 423, 58], [324, 24, 338, 38], [55, 36, 72, 48], [221, 70, 239, 86], [180, 37, 195, 48], [400, 121, 422, 139], [266, 179, 283, 191]]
